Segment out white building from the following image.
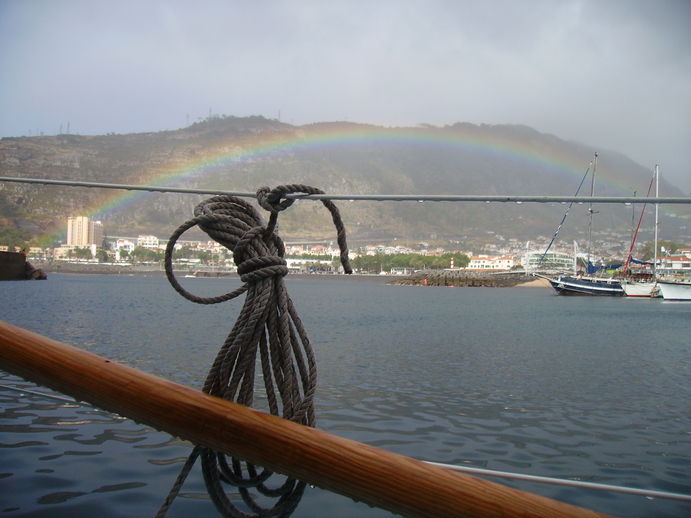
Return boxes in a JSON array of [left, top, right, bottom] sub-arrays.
[[114, 239, 135, 262], [521, 250, 574, 272], [137, 235, 160, 249], [466, 255, 515, 271], [660, 255, 691, 271]]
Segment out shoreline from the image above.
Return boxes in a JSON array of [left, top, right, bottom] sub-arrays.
[[34, 264, 551, 288], [387, 269, 548, 288]]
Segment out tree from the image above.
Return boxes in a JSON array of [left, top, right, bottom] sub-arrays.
[[0, 226, 25, 252], [640, 240, 684, 260], [444, 252, 470, 268], [129, 246, 148, 263], [73, 247, 92, 260], [197, 251, 212, 264], [350, 252, 471, 273], [97, 248, 109, 263], [352, 254, 385, 273], [130, 246, 163, 263], [173, 246, 196, 260]]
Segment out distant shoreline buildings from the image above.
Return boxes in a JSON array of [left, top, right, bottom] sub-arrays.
[[49, 216, 105, 259], [0, 215, 688, 275]]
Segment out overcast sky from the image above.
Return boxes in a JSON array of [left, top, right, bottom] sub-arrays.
[[1, 0, 689, 190]]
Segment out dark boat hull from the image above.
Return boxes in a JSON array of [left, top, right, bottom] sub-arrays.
[[547, 275, 624, 296]]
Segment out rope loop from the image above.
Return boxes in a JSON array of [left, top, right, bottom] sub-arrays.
[[256, 185, 295, 213], [256, 184, 353, 274], [164, 213, 248, 304], [158, 185, 351, 518]]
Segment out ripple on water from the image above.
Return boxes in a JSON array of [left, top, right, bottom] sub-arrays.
[[1, 276, 690, 518]]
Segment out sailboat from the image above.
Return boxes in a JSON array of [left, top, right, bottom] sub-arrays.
[[545, 270, 624, 296], [542, 153, 625, 296], [622, 165, 660, 297]]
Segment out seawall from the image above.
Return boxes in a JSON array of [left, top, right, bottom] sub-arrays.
[[388, 270, 544, 288], [0, 251, 46, 281]]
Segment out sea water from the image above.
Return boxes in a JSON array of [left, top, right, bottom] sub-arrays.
[[1, 274, 689, 517]]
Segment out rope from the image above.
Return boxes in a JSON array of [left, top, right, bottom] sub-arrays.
[[537, 162, 590, 268], [622, 172, 655, 275], [157, 185, 351, 518]]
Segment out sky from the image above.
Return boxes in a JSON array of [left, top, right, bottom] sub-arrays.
[[1, 0, 690, 191]]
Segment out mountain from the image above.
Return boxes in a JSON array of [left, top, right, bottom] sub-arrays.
[[1, 116, 688, 248]]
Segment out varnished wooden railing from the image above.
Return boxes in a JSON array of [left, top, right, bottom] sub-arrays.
[[0, 320, 610, 518]]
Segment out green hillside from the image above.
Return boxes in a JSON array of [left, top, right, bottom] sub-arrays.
[[1, 116, 688, 247]]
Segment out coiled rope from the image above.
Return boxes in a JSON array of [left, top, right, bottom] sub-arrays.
[[157, 185, 351, 518]]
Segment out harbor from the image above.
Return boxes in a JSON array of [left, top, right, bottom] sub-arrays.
[[1, 273, 690, 517], [3, 1, 691, 515]]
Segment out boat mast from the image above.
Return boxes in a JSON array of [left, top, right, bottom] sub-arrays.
[[630, 190, 636, 245], [653, 164, 659, 282], [622, 168, 655, 276], [586, 153, 598, 269], [573, 241, 578, 275]]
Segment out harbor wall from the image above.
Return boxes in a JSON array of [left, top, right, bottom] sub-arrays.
[[389, 270, 540, 288], [0, 251, 46, 281]]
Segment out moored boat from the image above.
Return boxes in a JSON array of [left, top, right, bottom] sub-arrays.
[[542, 154, 626, 296], [657, 279, 691, 301], [621, 165, 660, 298], [622, 278, 659, 298], [545, 274, 625, 296]]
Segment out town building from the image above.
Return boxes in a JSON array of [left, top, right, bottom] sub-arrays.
[[137, 235, 160, 249], [66, 216, 103, 246], [114, 239, 135, 253], [521, 250, 574, 271], [466, 255, 515, 270], [660, 255, 691, 272]]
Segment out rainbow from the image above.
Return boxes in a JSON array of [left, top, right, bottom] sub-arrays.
[[32, 123, 645, 245]]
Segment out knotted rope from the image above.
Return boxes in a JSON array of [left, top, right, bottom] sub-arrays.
[[156, 185, 351, 518]]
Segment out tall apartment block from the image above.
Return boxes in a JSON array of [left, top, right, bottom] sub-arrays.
[[66, 216, 103, 246]]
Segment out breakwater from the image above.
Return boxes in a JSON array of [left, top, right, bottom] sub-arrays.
[[0, 251, 46, 280], [389, 270, 537, 287]]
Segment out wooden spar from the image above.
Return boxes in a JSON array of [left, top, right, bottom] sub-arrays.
[[0, 320, 611, 518]]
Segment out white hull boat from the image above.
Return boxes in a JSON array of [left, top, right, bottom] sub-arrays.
[[657, 280, 691, 301], [622, 165, 660, 299], [622, 280, 659, 298]]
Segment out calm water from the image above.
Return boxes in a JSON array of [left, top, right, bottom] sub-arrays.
[[1, 274, 690, 517]]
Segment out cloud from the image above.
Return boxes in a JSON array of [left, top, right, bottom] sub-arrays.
[[0, 0, 689, 190]]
